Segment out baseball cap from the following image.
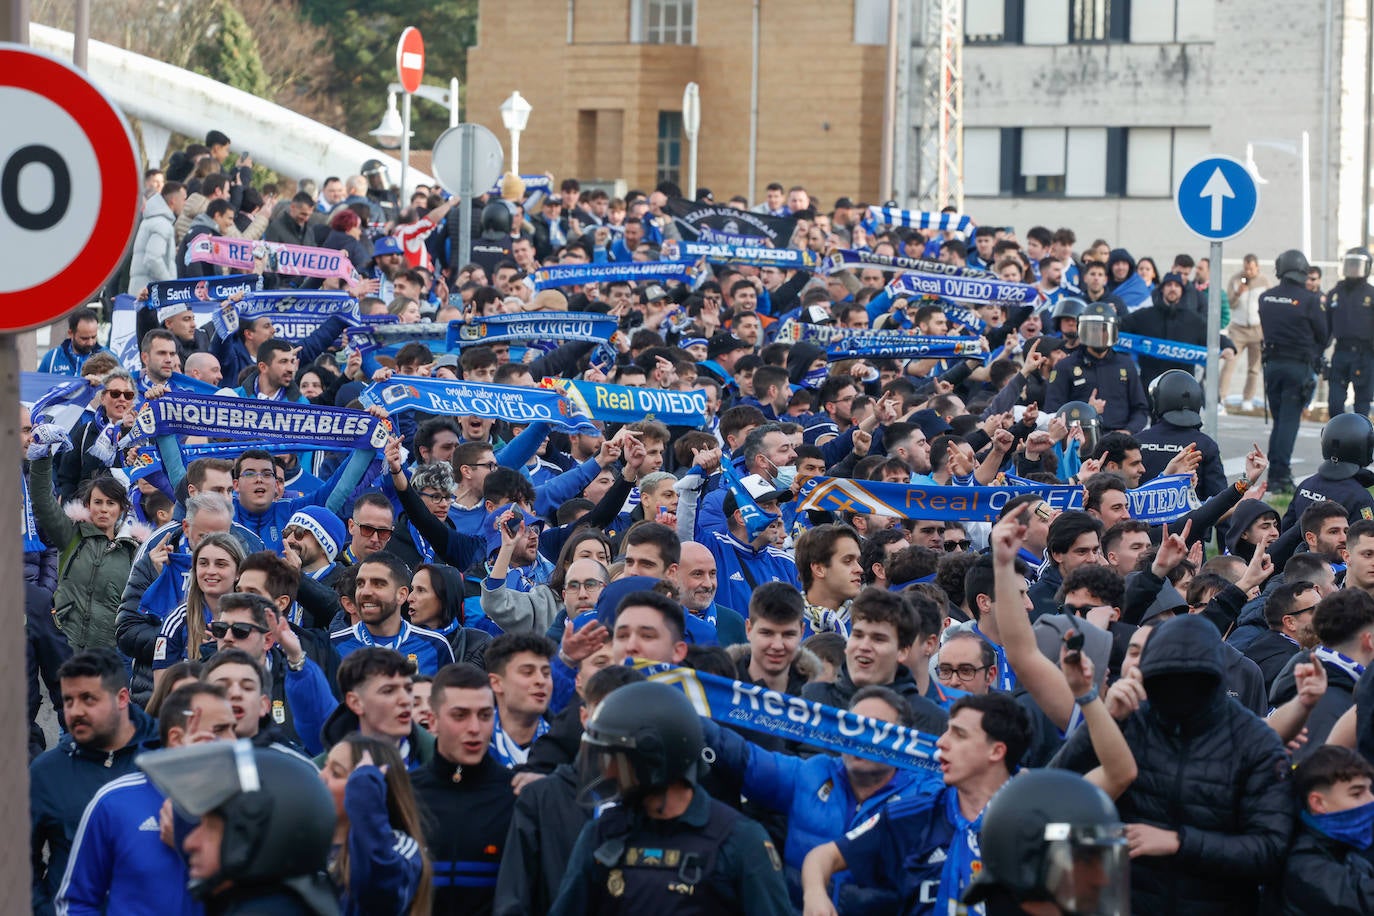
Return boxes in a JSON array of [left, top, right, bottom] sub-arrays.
[[707, 333, 750, 360], [372, 236, 403, 258]]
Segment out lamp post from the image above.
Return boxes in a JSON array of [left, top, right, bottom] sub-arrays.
[[499, 90, 533, 175], [1244, 132, 1312, 258], [682, 82, 700, 195], [369, 92, 405, 149]]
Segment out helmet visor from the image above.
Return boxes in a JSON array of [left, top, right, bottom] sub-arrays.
[[577, 742, 640, 809], [1041, 824, 1130, 916], [1078, 316, 1117, 350], [138, 739, 261, 818], [1343, 252, 1370, 280]]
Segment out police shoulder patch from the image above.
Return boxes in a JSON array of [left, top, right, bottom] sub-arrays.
[[1362, 507, 1373, 521], [764, 840, 782, 871], [1049, 370, 1057, 383]]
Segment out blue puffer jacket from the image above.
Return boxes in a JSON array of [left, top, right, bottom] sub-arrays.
[[704, 719, 940, 912]]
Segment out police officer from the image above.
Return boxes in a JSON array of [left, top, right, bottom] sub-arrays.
[[1281, 412, 1374, 530], [1326, 246, 1374, 417], [550, 681, 790, 916], [138, 739, 338, 914], [1043, 303, 1150, 434], [471, 200, 516, 277], [961, 769, 1129, 916], [361, 158, 400, 225], [1137, 369, 1226, 499], [1259, 249, 1329, 493], [1049, 297, 1086, 351]]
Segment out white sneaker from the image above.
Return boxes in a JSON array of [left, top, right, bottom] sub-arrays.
[[1240, 400, 1256, 411]]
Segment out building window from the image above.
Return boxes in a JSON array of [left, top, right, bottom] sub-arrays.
[[656, 112, 683, 187], [636, 0, 695, 45], [1018, 127, 1067, 196], [966, 0, 1024, 44], [1070, 0, 1128, 43]]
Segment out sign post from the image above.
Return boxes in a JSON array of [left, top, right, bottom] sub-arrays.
[[1175, 155, 1260, 441], [683, 82, 701, 196], [430, 123, 504, 268], [0, 40, 140, 873], [396, 27, 425, 199]]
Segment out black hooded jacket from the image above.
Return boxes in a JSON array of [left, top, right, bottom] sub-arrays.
[[1225, 499, 1281, 562], [1050, 615, 1293, 916]]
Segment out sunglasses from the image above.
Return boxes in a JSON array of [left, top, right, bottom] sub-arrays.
[[210, 621, 269, 640], [105, 389, 136, 400], [356, 523, 394, 542], [943, 539, 972, 552]]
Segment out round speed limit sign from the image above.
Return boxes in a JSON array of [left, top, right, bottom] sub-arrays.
[[0, 44, 139, 329]]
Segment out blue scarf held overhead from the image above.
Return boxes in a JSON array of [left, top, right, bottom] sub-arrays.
[[676, 240, 821, 271], [358, 376, 598, 434], [126, 393, 390, 451], [866, 205, 974, 236], [888, 271, 1040, 306], [544, 378, 708, 427], [824, 248, 991, 278], [634, 660, 942, 774], [798, 474, 1194, 525], [146, 275, 263, 312], [825, 332, 987, 362], [530, 261, 691, 290], [445, 312, 619, 350], [1115, 333, 1208, 366]]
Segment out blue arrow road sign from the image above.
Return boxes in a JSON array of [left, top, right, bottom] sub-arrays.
[[1175, 156, 1259, 241]]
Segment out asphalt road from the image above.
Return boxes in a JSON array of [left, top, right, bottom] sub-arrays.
[[1212, 406, 1327, 480]]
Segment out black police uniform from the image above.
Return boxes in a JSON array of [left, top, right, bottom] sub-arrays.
[[1326, 278, 1374, 416], [1042, 347, 1149, 433], [1258, 279, 1328, 486], [549, 786, 790, 916], [1281, 466, 1374, 530], [1137, 421, 1226, 499]]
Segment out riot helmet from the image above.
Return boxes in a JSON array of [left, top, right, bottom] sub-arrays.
[[1276, 249, 1311, 285], [139, 740, 336, 898], [361, 158, 390, 189], [1320, 413, 1374, 480], [963, 769, 1129, 916], [1148, 369, 1204, 427], [579, 680, 706, 807], [1342, 247, 1372, 281], [1077, 303, 1118, 351], [1051, 297, 1087, 340], [1057, 401, 1100, 453], [480, 199, 513, 237]]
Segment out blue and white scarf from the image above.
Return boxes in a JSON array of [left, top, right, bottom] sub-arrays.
[[445, 312, 619, 350], [718, 455, 778, 539], [531, 261, 691, 290], [866, 205, 973, 236], [21, 473, 43, 552], [825, 248, 992, 278], [146, 275, 263, 313], [545, 379, 708, 427], [636, 661, 941, 773], [676, 240, 821, 271], [826, 332, 987, 362], [1115, 332, 1208, 367], [888, 271, 1040, 306], [126, 393, 389, 451], [489, 708, 549, 769], [359, 376, 598, 434], [211, 289, 357, 339], [799, 474, 1194, 525]]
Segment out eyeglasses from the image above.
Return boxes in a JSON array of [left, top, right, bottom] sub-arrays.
[[418, 490, 454, 503], [563, 578, 607, 593], [936, 663, 990, 682], [104, 389, 136, 400], [356, 523, 394, 542], [943, 539, 972, 552], [237, 469, 277, 481], [210, 621, 269, 640], [464, 461, 500, 471]]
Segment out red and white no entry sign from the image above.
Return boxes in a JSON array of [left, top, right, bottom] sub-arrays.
[[0, 44, 139, 330], [397, 27, 425, 95]]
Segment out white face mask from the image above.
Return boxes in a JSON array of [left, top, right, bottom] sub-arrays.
[[773, 464, 797, 489]]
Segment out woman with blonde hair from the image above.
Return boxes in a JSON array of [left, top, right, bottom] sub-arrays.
[[151, 531, 245, 687]]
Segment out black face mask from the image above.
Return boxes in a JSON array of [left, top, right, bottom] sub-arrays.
[[1145, 673, 1219, 724]]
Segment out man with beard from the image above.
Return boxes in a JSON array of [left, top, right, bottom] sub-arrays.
[[1241, 581, 1320, 690], [39, 309, 109, 377], [232, 338, 308, 402], [330, 553, 454, 675], [30, 649, 161, 915], [884, 421, 937, 484]]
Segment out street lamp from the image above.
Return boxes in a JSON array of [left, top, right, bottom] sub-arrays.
[[499, 90, 533, 174], [1244, 132, 1312, 258], [369, 92, 406, 149]]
